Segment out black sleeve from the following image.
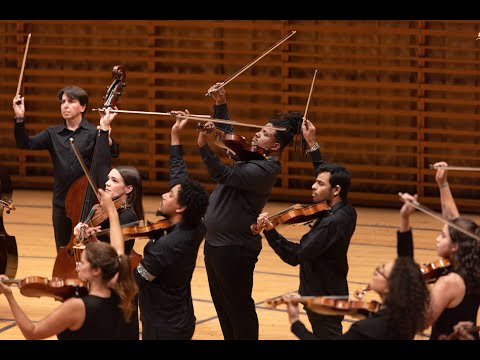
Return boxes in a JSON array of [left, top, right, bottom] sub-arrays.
[[213, 103, 234, 133], [169, 144, 188, 187], [397, 229, 414, 258], [291, 320, 320, 340], [110, 137, 120, 158]]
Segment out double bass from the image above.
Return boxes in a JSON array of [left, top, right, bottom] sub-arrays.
[[52, 65, 134, 279], [0, 169, 18, 278]]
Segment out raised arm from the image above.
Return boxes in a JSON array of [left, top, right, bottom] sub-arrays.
[[434, 161, 460, 219], [302, 118, 324, 171], [98, 188, 124, 255]]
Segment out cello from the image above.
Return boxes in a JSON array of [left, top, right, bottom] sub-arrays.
[[0, 168, 18, 279], [52, 65, 129, 279]]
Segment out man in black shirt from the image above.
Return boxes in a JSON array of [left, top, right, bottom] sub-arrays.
[[133, 114, 209, 340], [194, 84, 303, 340], [257, 120, 357, 339], [12, 86, 119, 251]]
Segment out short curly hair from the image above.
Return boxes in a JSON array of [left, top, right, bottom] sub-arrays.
[[177, 179, 209, 226]]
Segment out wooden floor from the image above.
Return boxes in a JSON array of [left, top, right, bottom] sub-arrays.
[[1, 189, 479, 340]]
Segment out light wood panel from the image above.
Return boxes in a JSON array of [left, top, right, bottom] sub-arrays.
[[1, 189, 479, 340], [2, 20, 480, 212]]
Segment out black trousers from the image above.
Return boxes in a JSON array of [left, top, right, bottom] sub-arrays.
[[306, 307, 343, 339], [204, 242, 260, 340], [141, 321, 194, 340], [52, 204, 72, 252]]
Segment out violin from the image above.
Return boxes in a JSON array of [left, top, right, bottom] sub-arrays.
[[266, 294, 381, 319], [198, 123, 269, 161], [93, 219, 172, 241], [2, 276, 88, 302], [420, 258, 451, 284], [251, 203, 330, 235], [353, 257, 452, 300]]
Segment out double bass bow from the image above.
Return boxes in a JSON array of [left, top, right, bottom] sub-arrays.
[[0, 169, 18, 279], [14, 33, 32, 105]]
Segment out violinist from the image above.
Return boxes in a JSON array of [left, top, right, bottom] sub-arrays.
[[0, 188, 138, 340], [12, 86, 119, 252], [193, 84, 303, 340], [284, 256, 430, 340], [256, 120, 357, 340], [73, 162, 145, 257], [398, 192, 480, 340], [132, 113, 209, 340]]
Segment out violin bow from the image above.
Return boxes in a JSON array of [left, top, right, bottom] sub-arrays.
[[205, 30, 297, 96], [398, 192, 480, 242], [95, 110, 286, 131], [15, 33, 32, 104], [304, 69, 318, 120], [429, 164, 480, 172], [92, 109, 211, 119], [69, 138, 101, 202]]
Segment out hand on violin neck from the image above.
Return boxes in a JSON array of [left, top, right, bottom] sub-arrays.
[[257, 213, 274, 231]]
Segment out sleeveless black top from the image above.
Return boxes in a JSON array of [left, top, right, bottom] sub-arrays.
[[57, 293, 137, 340], [430, 290, 480, 340]]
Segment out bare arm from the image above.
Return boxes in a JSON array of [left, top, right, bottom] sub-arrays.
[[434, 161, 460, 219], [0, 275, 84, 340], [98, 188, 124, 255]]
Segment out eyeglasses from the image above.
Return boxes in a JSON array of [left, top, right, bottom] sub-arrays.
[[375, 264, 389, 280]]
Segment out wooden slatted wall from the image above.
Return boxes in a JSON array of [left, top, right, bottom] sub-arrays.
[[1, 20, 480, 212]]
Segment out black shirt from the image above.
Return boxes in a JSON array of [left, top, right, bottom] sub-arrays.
[[199, 103, 280, 252], [134, 145, 206, 333], [14, 117, 119, 208], [264, 201, 357, 296]]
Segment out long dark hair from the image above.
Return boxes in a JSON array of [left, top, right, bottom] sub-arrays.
[[448, 217, 480, 292], [85, 242, 138, 321], [383, 257, 430, 339], [115, 166, 145, 221]]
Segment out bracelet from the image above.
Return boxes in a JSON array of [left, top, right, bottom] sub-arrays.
[[305, 142, 319, 154], [14, 116, 25, 122], [441, 182, 449, 188]]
